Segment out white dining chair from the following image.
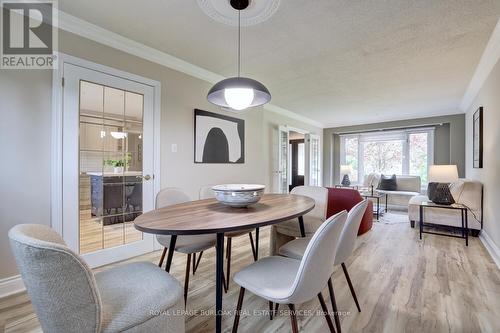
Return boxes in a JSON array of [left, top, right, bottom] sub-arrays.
[[279, 199, 369, 332], [9, 224, 185, 333], [231, 211, 348, 333], [156, 187, 217, 306], [270, 186, 328, 254], [199, 185, 260, 293]]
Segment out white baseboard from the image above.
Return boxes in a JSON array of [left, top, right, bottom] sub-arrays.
[[479, 230, 500, 269], [0, 275, 25, 298]]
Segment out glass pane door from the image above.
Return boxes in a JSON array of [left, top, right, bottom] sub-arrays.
[[79, 81, 144, 254], [278, 126, 289, 193]]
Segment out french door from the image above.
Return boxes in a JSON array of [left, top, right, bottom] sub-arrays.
[[274, 127, 322, 193], [305, 133, 321, 186], [276, 126, 290, 193], [61, 61, 157, 267]]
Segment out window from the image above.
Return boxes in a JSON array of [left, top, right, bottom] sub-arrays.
[[340, 128, 434, 187]]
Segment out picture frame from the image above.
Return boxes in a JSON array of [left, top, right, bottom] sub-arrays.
[[473, 106, 483, 168], [194, 109, 245, 164]]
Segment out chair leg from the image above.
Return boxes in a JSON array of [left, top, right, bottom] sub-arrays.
[[232, 287, 245, 333], [192, 252, 196, 274], [328, 278, 342, 333], [193, 251, 203, 275], [158, 247, 167, 268], [249, 231, 256, 259], [225, 237, 232, 293], [184, 254, 192, 308], [342, 262, 361, 312], [269, 301, 274, 320], [318, 292, 336, 332], [288, 304, 299, 333]]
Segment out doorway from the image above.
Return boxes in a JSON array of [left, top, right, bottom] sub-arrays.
[[275, 126, 321, 193], [53, 55, 161, 267], [289, 131, 305, 191]]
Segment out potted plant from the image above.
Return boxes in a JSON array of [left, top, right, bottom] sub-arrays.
[[104, 158, 128, 174]]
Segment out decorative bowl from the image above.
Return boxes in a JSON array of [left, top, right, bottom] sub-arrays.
[[212, 184, 265, 208]]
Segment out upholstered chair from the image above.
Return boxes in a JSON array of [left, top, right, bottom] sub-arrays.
[[232, 211, 348, 333], [270, 186, 328, 254], [199, 185, 260, 292], [155, 188, 217, 306], [279, 200, 369, 333], [8, 224, 185, 333]]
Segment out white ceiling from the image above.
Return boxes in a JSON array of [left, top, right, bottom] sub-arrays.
[[59, 0, 500, 127]]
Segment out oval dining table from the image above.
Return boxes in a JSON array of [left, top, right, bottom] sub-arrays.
[[134, 193, 315, 333]]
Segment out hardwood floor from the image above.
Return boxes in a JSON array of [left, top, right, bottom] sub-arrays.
[[2, 216, 500, 332]]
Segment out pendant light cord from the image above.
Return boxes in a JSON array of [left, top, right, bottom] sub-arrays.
[[237, 10, 241, 78]]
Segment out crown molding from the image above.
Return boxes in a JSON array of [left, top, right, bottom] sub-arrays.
[[264, 104, 324, 128], [460, 18, 500, 112], [57, 11, 323, 128]]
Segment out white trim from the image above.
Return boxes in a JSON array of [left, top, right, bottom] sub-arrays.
[[0, 275, 25, 298], [479, 230, 500, 269], [56, 10, 322, 128], [460, 18, 500, 111]]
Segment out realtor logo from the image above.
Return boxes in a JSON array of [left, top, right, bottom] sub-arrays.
[[1, 0, 57, 69]]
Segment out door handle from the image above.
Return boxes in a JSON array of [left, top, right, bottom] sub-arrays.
[[137, 174, 152, 180]]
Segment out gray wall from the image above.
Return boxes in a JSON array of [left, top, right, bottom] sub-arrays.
[[465, 56, 500, 254], [323, 114, 465, 186], [0, 29, 321, 280]]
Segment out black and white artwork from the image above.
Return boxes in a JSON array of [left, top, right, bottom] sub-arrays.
[[194, 109, 244, 163], [473, 106, 483, 168]]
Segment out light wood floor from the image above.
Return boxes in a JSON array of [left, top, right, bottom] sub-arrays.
[[2, 216, 500, 333]]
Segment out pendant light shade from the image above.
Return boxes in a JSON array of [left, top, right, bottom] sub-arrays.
[[207, 77, 271, 110], [207, 0, 271, 111]]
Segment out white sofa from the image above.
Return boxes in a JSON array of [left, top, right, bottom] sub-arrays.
[[408, 179, 483, 235], [364, 173, 421, 210]]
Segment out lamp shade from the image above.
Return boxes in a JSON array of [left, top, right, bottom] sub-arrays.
[[428, 165, 458, 183], [340, 165, 353, 175], [207, 77, 271, 110]]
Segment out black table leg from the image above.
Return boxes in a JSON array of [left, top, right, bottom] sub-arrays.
[[385, 194, 388, 212], [165, 235, 177, 272], [298, 216, 306, 237], [216, 233, 224, 333], [419, 206, 423, 240], [255, 227, 260, 260], [376, 196, 380, 220], [465, 209, 468, 246]]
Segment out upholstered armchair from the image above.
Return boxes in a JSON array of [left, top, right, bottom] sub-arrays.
[[270, 187, 373, 255], [9, 224, 185, 333]]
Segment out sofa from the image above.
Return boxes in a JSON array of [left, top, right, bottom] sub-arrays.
[[364, 173, 421, 210], [270, 187, 373, 255], [408, 179, 483, 235]]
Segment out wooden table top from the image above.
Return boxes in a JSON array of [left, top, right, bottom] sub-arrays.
[[134, 193, 315, 235]]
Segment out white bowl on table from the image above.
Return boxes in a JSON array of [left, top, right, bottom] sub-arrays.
[[212, 184, 266, 208]]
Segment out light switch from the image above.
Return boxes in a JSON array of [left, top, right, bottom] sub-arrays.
[[171, 144, 178, 153]]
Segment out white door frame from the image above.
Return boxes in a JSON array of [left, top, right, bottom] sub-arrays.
[[51, 53, 162, 264], [280, 126, 322, 188]]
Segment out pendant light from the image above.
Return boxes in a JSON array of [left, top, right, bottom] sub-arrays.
[[207, 0, 271, 111]]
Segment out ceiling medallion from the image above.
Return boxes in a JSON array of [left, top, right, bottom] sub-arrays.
[[197, 0, 281, 27]]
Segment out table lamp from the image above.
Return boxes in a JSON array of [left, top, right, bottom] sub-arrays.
[[340, 165, 353, 186], [427, 165, 458, 205]]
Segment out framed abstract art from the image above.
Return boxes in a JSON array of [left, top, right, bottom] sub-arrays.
[[473, 106, 483, 169], [194, 109, 245, 164]]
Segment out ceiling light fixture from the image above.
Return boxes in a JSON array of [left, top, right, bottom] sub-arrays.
[[207, 0, 271, 111]]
